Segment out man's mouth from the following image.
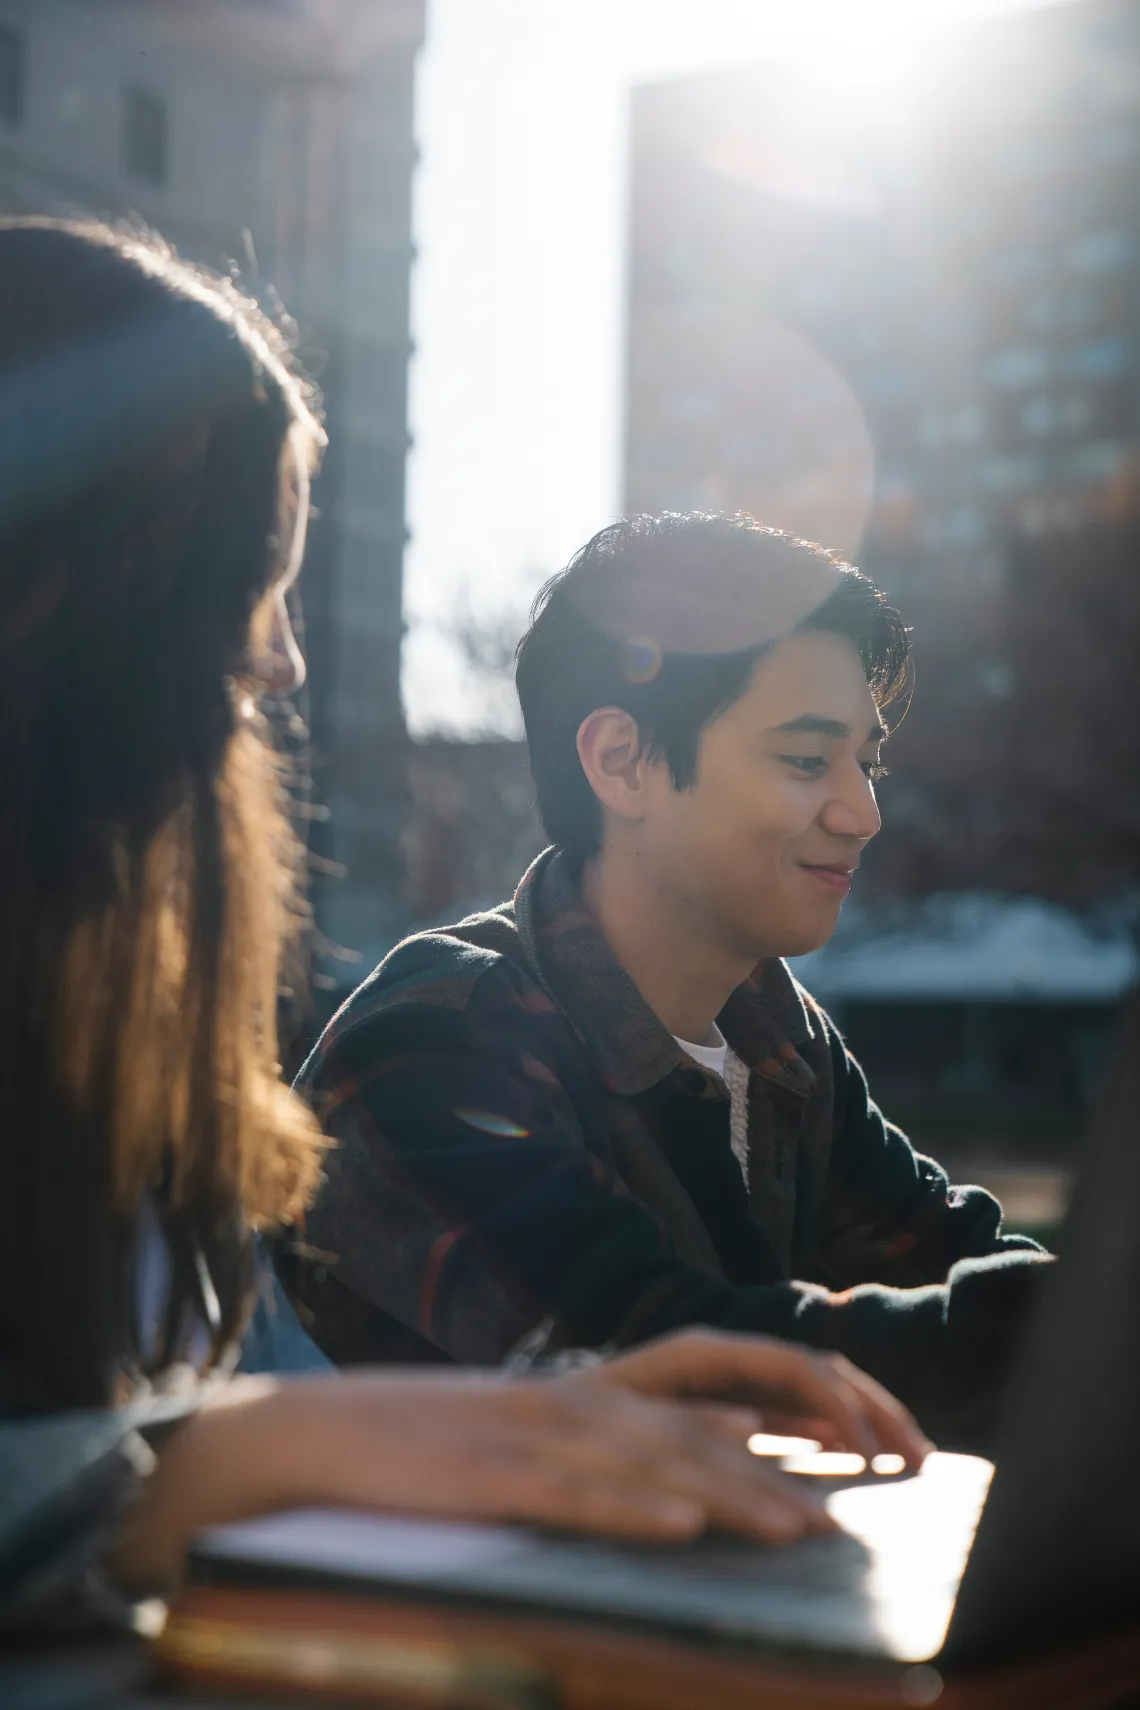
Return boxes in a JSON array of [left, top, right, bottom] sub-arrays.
[[798, 862, 858, 896]]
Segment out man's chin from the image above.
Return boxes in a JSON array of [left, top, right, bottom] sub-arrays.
[[753, 909, 844, 963]]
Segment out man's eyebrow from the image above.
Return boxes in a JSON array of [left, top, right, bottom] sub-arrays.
[[769, 714, 890, 743]]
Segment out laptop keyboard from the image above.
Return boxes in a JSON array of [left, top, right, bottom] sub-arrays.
[[593, 1530, 873, 1595]]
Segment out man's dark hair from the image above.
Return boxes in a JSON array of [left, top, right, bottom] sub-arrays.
[[515, 512, 909, 862]]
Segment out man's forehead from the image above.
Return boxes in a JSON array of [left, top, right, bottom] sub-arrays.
[[731, 629, 882, 724]]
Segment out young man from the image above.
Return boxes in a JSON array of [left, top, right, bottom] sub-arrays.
[[286, 514, 1046, 1445]]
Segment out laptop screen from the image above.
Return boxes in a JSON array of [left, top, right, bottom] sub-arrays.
[[944, 997, 1140, 1666]]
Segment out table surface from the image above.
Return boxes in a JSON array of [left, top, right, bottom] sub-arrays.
[[8, 1621, 1140, 1710], [0, 1636, 284, 1710]]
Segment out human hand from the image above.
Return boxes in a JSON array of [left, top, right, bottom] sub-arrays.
[[586, 1328, 932, 1468], [269, 1367, 837, 1547], [115, 1337, 922, 1590]]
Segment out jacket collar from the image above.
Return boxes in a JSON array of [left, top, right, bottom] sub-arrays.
[[512, 847, 817, 1098]]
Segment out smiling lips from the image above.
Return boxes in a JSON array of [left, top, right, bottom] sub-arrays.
[[799, 863, 857, 896]]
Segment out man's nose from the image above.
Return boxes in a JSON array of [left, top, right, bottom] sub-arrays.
[[264, 595, 307, 696], [820, 767, 882, 842], [265, 640, 305, 696]]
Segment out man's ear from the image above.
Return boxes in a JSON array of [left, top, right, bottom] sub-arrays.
[[576, 707, 649, 824]]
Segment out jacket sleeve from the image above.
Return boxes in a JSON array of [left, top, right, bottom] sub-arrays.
[[813, 1010, 1044, 1294], [237, 1240, 334, 1376], [293, 962, 1048, 1446], [1, 1265, 329, 1639], [0, 1393, 198, 1633]]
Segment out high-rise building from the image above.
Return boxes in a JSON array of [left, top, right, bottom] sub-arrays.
[[625, 65, 913, 569], [625, 0, 1140, 1171], [625, 0, 1140, 612], [922, 0, 1140, 540], [0, 0, 424, 995]]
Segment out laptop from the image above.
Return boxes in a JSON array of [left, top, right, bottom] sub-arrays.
[[160, 1004, 1140, 1703]]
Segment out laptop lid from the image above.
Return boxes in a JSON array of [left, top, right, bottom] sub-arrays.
[[943, 996, 1140, 1667]]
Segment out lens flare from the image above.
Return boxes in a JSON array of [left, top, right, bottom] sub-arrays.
[[621, 634, 663, 684], [453, 1107, 531, 1138]]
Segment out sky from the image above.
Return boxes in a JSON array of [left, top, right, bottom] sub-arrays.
[[401, 0, 1060, 735]]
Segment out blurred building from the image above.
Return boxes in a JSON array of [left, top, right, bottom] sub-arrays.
[[626, 66, 910, 571], [625, 0, 1140, 1182], [404, 738, 544, 925], [918, 0, 1140, 544], [625, 0, 1140, 613], [0, 0, 424, 997]]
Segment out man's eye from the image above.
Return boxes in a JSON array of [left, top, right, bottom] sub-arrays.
[[780, 755, 827, 776]]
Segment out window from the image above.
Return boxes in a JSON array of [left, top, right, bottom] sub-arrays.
[[948, 503, 986, 549], [917, 408, 945, 448], [122, 86, 168, 187], [0, 25, 24, 127], [862, 365, 909, 405], [1066, 337, 1130, 380], [1059, 394, 1091, 433], [985, 345, 1049, 389], [349, 342, 409, 416], [994, 245, 1046, 285], [676, 387, 717, 424], [1019, 395, 1057, 439], [1067, 227, 1135, 272], [952, 403, 984, 444], [1065, 440, 1128, 482], [1090, 117, 1139, 161], [1061, 286, 1098, 328], [921, 507, 985, 549], [984, 453, 1042, 492], [1024, 291, 1055, 332], [346, 437, 405, 514]]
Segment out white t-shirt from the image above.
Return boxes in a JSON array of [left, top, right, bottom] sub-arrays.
[[673, 1027, 751, 1184], [674, 1027, 728, 1079]]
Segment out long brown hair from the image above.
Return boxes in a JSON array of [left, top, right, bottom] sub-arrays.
[[0, 220, 328, 1409]]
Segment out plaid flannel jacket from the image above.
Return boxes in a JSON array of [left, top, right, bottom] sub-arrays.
[[286, 848, 1047, 1442]]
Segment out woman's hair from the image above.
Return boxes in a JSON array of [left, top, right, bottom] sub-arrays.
[[0, 219, 329, 1409]]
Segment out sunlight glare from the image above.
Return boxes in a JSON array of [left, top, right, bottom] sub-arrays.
[[405, 0, 1030, 734], [706, 0, 970, 121], [747, 1432, 822, 1458]]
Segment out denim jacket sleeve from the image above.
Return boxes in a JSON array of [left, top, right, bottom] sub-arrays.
[[0, 1235, 328, 1636], [0, 1391, 199, 1633], [237, 1243, 333, 1376]]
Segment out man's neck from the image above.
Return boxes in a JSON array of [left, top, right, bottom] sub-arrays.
[[578, 851, 754, 1045]]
